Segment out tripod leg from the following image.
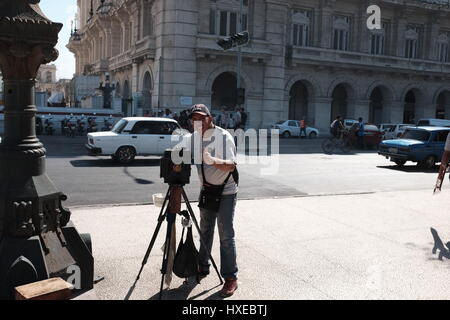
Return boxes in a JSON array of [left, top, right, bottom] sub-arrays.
[[159, 212, 176, 300], [135, 187, 171, 281], [181, 189, 224, 285]]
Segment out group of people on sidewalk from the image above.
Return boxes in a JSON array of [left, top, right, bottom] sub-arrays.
[[143, 107, 248, 133], [215, 107, 248, 130]]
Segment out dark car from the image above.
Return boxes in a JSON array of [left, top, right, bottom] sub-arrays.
[[378, 126, 450, 169]]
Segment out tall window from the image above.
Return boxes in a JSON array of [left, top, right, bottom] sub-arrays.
[[333, 16, 351, 51], [210, 0, 248, 36], [405, 27, 420, 59], [142, 1, 154, 37], [370, 23, 387, 55], [46, 71, 52, 83], [292, 10, 312, 47], [437, 33, 449, 63]]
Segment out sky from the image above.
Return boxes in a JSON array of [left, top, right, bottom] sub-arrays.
[[39, 0, 77, 80]]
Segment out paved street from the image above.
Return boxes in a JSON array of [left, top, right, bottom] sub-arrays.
[[41, 135, 443, 208], [39, 135, 450, 300], [71, 189, 450, 300]]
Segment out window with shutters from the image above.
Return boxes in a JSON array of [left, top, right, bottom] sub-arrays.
[[437, 33, 450, 63], [404, 27, 421, 59], [333, 16, 351, 51], [210, 0, 249, 36], [292, 10, 312, 47], [370, 23, 387, 55]]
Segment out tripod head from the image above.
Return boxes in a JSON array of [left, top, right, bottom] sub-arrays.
[[160, 149, 191, 186]]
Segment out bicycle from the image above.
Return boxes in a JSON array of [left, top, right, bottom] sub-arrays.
[[322, 129, 352, 154]]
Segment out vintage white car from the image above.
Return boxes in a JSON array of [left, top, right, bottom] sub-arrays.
[[270, 120, 320, 138], [85, 117, 184, 164]]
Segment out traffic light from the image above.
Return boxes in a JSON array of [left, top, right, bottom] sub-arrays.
[[217, 37, 234, 50], [217, 31, 249, 50], [237, 88, 245, 105], [231, 31, 249, 46]]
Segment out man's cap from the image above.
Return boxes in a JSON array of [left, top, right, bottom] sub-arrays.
[[189, 104, 212, 118]]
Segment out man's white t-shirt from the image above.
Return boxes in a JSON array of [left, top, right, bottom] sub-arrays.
[[177, 126, 238, 195]]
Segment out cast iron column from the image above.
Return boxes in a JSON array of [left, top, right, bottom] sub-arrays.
[[0, 0, 93, 299]]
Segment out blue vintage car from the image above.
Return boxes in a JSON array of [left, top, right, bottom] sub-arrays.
[[378, 126, 450, 169]]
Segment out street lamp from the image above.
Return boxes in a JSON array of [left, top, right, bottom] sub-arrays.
[[97, 0, 113, 16], [0, 0, 93, 299], [96, 73, 115, 109]]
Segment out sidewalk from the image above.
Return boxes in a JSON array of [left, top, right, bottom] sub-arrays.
[[70, 189, 450, 300]]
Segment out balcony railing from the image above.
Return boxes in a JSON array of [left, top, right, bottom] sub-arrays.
[[382, 0, 450, 10], [290, 45, 450, 75]]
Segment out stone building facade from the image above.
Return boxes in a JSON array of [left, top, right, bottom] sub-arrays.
[[35, 64, 58, 97], [68, 0, 450, 131]]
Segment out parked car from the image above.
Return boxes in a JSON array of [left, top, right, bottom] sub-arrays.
[[378, 126, 450, 169], [383, 124, 411, 140], [85, 117, 184, 164], [271, 120, 319, 138], [377, 123, 396, 138], [348, 123, 383, 149], [343, 119, 359, 130], [417, 118, 450, 128]]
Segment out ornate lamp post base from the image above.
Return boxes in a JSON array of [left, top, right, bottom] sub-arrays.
[[0, 1, 94, 299]]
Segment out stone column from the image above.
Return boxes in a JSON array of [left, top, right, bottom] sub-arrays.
[[386, 100, 404, 124], [156, 0, 198, 112], [357, 1, 370, 54], [261, 2, 288, 128], [349, 99, 371, 122], [416, 104, 436, 121], [426, 15, 441, 61], [394, 12, 407, 57], [319, 5, 333, 49], [132, 62, 139, 115], [311, 97, 332, 134]]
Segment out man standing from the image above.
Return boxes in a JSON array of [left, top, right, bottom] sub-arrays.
[[234, 108, 242, 130], [300, 116, 307, 139], [240, 108, 248, 129], [357, 117, 365, 149], [330, 115, 344, 138], [189, 104, 239, 298]]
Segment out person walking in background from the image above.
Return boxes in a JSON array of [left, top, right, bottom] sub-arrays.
[[300, 116, 307, 139], [233, 108, 242, 130], [219, 107, 229, 129], [356, 117, 365, 149], [240, 108, 248, 129], [164, 108, 173, 119], [330, 115, 344, 138], [228, 113, 235, 130]]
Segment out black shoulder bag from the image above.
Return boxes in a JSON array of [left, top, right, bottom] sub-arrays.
[[173, 223, 199, 279], [198, 164, 238, 212]]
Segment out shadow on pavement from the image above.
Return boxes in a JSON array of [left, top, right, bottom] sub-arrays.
[[376, 165, 439, 173], [70, 158, 160, 167], [147, 281, 200, 300], [124, 167, 154, 185]]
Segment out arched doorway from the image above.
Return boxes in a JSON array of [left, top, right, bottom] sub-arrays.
[[142, 72, 152, 114], [211, 72, 237, 111], [436, 91, 447, 119], [289, 81, 309, 121], [331, 84, 349, 120], [122, 80, 131, 117], [404, 90, 416, 124], [369, 87, 383, 124]]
